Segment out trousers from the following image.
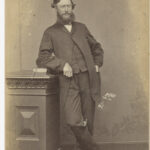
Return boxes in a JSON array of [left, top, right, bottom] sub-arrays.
[[63, 71, 98, 150]]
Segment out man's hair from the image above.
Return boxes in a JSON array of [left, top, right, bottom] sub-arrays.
[[51, 0, 76, 9]]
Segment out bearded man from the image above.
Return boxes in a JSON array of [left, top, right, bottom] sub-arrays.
[[36, 0, 104, 149]]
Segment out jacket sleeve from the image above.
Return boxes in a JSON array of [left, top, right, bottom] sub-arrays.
[[36, 29, 66, 73], [84, 25, 104, 67]]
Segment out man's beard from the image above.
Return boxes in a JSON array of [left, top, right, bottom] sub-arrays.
[[57, 12, 75, 25]]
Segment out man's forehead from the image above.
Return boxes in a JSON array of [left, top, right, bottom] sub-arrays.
[[57, 0, 72, 5]]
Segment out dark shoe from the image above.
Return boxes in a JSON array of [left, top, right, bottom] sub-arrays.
[[71, 126, 97, 150]]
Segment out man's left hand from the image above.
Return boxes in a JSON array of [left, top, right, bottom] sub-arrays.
[[95, 65, 100, 72]]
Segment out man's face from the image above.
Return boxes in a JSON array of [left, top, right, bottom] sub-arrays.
[[56, 0, 73, 21]]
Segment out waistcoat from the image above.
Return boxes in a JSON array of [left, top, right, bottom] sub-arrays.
[[71, 43, 87, 74]]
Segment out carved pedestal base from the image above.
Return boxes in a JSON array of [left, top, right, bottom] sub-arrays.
[[6, 71, 59, 150]]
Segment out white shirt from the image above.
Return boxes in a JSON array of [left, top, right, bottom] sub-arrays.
[[64, 24, 72, 32]]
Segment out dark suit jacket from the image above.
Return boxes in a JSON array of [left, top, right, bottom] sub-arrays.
[[36, 21, 104, 104]]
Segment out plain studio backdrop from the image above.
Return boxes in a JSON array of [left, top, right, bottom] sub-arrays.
[[6, 0, 148, 145]]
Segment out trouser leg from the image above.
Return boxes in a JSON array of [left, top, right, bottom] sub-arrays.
[[64, 72, 97, 150], [64, 76, 84, 126], [70, 72, 98, 150], [78, 72, 95, 134]]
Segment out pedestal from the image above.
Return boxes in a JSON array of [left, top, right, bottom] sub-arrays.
[[6, 71, 59, 150]]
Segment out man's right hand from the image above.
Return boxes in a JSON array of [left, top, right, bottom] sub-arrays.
[[63, 62, 73, 78]]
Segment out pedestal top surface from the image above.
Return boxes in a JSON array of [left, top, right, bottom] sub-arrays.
[[6, 70, 57, 79]]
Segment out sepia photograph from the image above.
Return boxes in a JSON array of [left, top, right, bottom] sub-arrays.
[[5, 0, 149, 150]]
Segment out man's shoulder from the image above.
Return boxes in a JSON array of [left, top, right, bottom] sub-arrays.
[[73, 22, 89, 32], [43, 24, 58, 33], [73, 21, 86, 28]]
